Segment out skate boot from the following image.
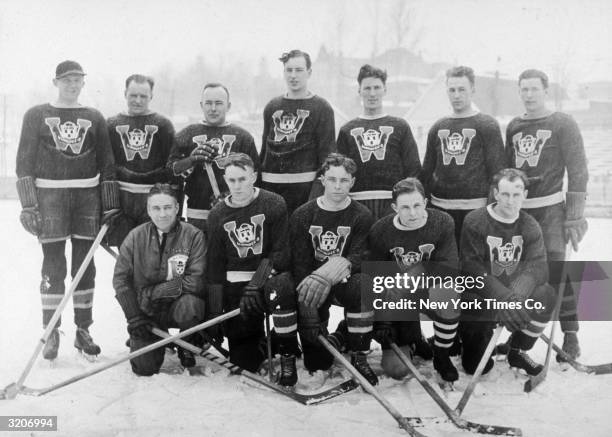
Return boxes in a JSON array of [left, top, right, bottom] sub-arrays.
[[351, 352, 379, 386], [178, 348, 196, 368], [556, 332, 581, 363], [433, 346, 459, 382], [411, 335, 433, 360], [508, 348, 543, 376], [278, 354, 298, 387], [43, 329, 60, 360], [74, 328, 101, 357], [428, 335, 460, 357]]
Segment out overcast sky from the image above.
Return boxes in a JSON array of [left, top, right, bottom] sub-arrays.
[[1, 0, 611, 97]]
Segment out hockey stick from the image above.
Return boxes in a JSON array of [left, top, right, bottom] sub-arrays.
[[391, 343, 522, 436], [1, 223, 109, 401], [318, 335, 426, 436], [101, 243, 119, 259], [4, 309, 240, 399], [540, 334, 612, 374], [204, 162, 222, 198], [265, 314, 274, 382], [153, 328, 358, 405], [455, 325, 504, 415], [524, 280, 565, 393]]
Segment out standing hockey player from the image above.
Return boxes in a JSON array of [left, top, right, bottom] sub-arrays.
[[113, 184, 206, 375], [337, 64, 421, 220], [368, 178, 461, 383], [506, 69, 588, 361], [290, 153, 378, 385], [16, 60, 120, 359], [460, 169, 556, 376], [106, 74, 175, 246], [206, 153, 300, 386], [260, 49, 336, 215], [169, 83, 259, 233], [421, 66, 506, 248]]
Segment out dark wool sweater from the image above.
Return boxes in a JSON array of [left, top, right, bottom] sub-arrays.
[[260, 95, 336, 175], [107, 112, 174, 184], [17, 104, 114, 181], [421, 113, 506, 200], [168, 122, 259, 210], [290, 198, 374, 283], [337, 115, 421, 193], [505, 112, 588, 197], [206, 189, 290, 284]]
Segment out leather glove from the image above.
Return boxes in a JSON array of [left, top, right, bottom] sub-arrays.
[[20, 206, 42, 236], [297, 273, 331, 308], [373, 321, 396, 346], [564, 191, 588, 252], [240, 284, 266, 317], [191, 144, 217, 163], [298, 304, 325, 344], [127, 315, 156, 339], [498, 294, 532, 332]]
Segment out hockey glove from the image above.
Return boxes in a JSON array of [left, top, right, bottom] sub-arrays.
[[373, 321, 396, 346], [191, 144, 217, 163], [314, 256, 351, 286], [127, 315, 156, 340], [240, 284, 266, 317], [498, 294, 532, 332], [564, 192, 588, 251], [116, 290, 155, 339], [297, 273, 331, 309], [101, 181, 122, 229], [298, 304, 325, 344], [16, 176, 42, 236]]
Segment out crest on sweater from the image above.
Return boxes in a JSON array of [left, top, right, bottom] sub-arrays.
[[271, 109, 309, 142], [309, 226, 351, 261], [349, 126, 394, 162], [390, 244, 434, 269], [512, 130, 551, 167], [192, 134, 237, 169], [45, 117, 92, 154], [438, 128, 476, 165], [167, 253, 188, 280], [224, 214, 265, 257], [115, 125, 159, 161], [486, 235, 523, 276]]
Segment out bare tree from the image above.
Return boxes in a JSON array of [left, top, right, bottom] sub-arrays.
[[388, 0, 422, 51]]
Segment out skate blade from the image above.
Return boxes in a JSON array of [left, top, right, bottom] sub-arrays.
[[76, 349, 98, 363], [434, 374, 455, 392]]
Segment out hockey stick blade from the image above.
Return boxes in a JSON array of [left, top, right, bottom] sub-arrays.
[[405, 417, 522, 436], [541, 334, 612, 375], [152, 328, 358, 405], [390, 343, 522, 436]]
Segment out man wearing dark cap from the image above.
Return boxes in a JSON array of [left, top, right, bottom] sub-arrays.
[[16, 60, 120, 360]]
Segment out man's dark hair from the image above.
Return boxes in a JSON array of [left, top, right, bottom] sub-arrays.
[[392, 177, 426, 202], [222, 152, 255, 171], [201, 82, 231, 102], [357, 64, 387, 86], [125, 74, 155, 91], [147, 183, 178, 201], [446, 66, 475, 87], [518, 69, 549, 89], [279, 49, 312, 70], [492, 168, 528, 190], [319, 153, 357, 176]]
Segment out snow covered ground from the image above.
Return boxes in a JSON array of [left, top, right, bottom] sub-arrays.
[[1, 199, 611, 437]]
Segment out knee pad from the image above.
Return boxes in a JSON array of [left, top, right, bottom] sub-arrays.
[[264, 272, 295, 310]]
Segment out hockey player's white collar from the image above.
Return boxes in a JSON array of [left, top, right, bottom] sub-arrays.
[[121, 111, 155, 117], [359, 113, 388, 120], [225, 188, 260, 208], [393, 213, 427, 231], [487, 204, 519, 224], [449, 109, 479, 119], [200, 120, 231, 127], [49, 102, 83, 109], [283, 91, 315, 100], [317, 196, 351, 211]]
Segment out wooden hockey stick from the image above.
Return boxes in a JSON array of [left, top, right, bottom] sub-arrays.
[[1, 223, 109, 400], [455, 325, 504, 415], [318, 335, 426, 436], [391, 343, 522, 436], [540, 334, 612, 374], [204, 162, 221, 198], [6, 309, 240, 398]]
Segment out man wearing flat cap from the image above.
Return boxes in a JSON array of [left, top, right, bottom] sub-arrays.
[[16, 60, 120, 360]]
